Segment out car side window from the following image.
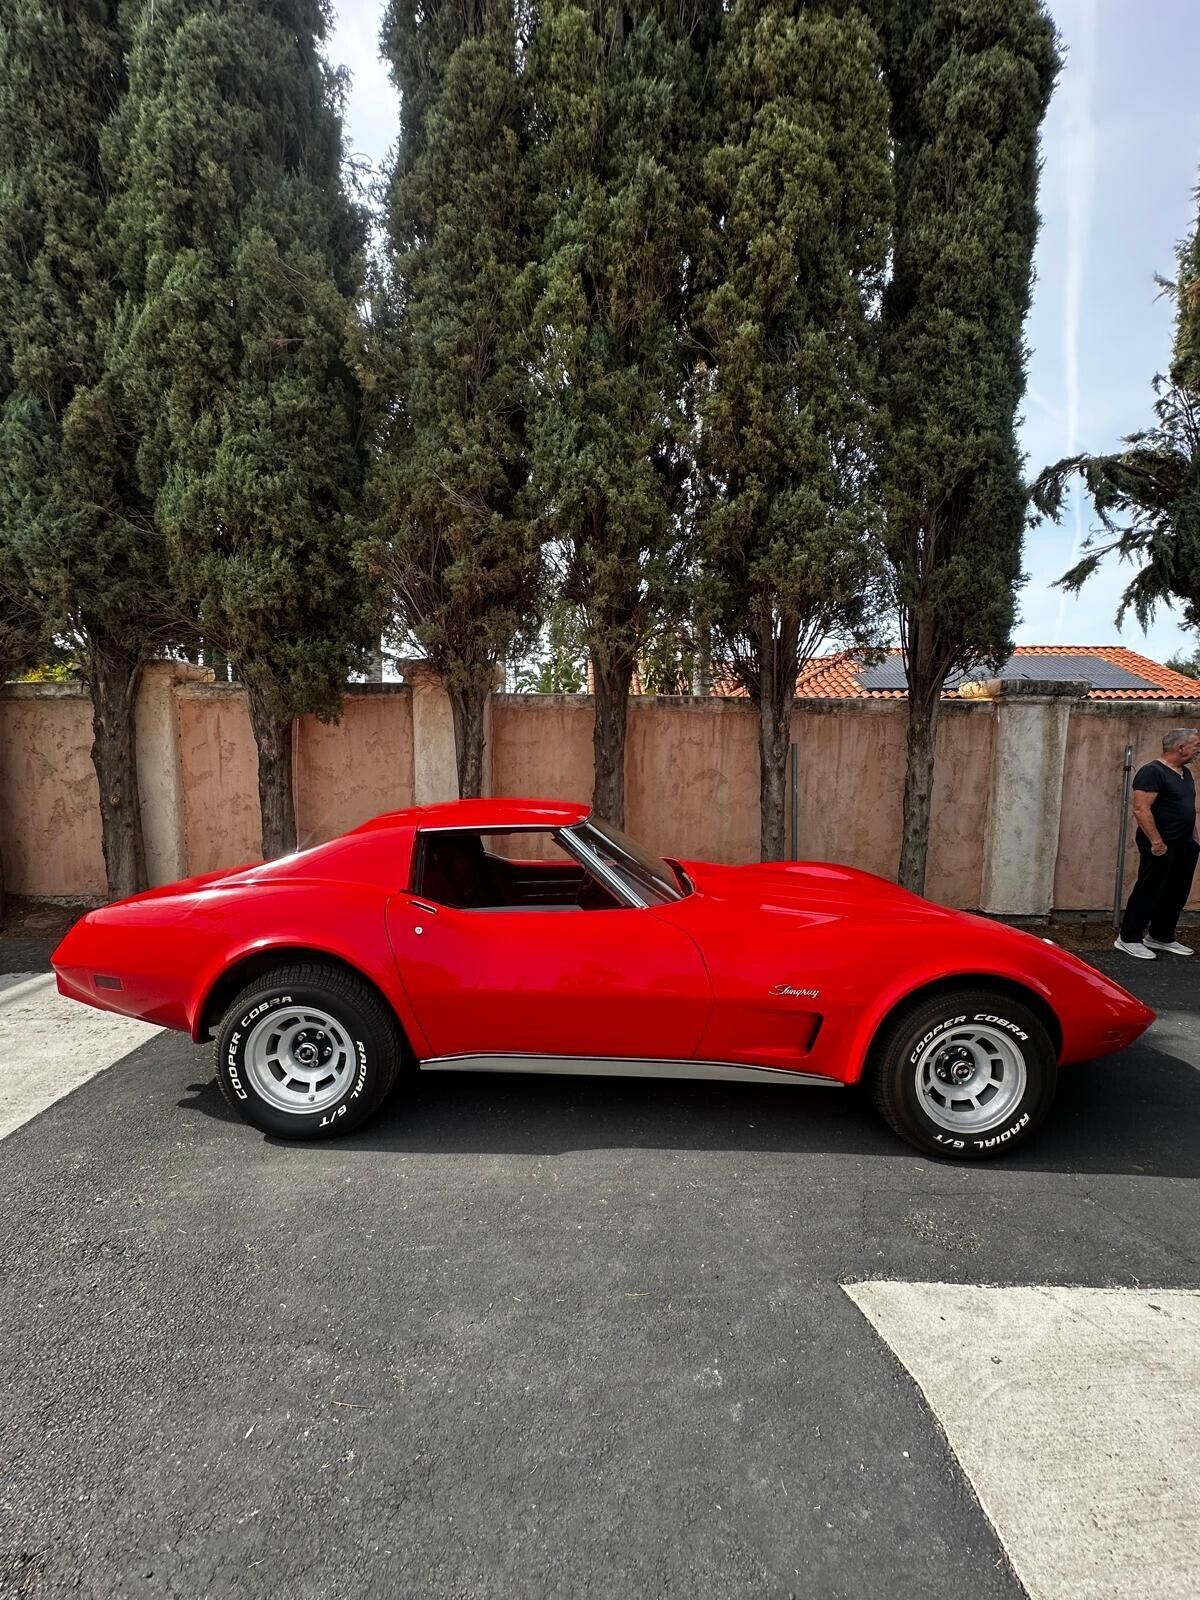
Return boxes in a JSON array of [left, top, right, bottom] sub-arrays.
[[414, 829, 620, 912]]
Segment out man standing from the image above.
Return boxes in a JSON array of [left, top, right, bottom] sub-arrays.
[[1115, 728, 1200, 959]]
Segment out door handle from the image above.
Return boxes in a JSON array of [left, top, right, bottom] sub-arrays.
[[409, 899, 440, 915]]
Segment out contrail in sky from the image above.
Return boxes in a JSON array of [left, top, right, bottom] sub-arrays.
[[1055, 0, 1098, 642]]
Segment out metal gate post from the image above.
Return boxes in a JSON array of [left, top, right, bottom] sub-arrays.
[[789, 742, 799, 860], [1113, 742, 1134, 928]]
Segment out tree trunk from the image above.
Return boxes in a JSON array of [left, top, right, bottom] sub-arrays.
[[87, 645, 146, 900], [757, 606, 796, 862], [591, 648, 634, 825], [758, 698, 790, 862], [0, 840, 6, 930], [448, 676, 490, 799], [898, 674, 942, 896], [247, 690, 297, 859]]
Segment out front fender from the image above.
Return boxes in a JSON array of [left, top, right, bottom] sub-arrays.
[[838, 929, 1151, 1081]]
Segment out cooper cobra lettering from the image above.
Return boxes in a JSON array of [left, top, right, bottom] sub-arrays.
[[910, 1017, 967, 1064]]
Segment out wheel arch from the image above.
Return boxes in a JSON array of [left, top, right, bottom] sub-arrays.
[[193, 945, 413, 1053], [856, 972, 1063, 1082]]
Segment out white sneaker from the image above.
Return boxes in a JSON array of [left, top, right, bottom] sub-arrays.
[[1114, 937, 1157, 959], [1144, 936, 1194, 956]]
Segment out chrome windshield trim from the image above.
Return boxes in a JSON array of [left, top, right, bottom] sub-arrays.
[[418, 1053, 842, 1087], [557, 828, 649, 909]]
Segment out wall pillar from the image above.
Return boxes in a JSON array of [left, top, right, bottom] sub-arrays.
[[136, 660, 210, 885], [402, 661, 497, 804], [978, 679, 1090, 917]]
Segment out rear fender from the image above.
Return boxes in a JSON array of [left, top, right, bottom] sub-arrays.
[[185, 888, 432, 1056]]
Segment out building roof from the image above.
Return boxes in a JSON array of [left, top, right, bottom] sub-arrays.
[[786, 645, 1200, 702]]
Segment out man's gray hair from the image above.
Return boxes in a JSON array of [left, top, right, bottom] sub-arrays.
[[1162, 728, 1198, 751]]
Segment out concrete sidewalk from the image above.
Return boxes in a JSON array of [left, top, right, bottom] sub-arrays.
[[0, 969, 160, 1140]]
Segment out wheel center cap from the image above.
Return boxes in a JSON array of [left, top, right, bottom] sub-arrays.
[[934, 1047, 975, 1085], [295, 1041, 319, 1068]]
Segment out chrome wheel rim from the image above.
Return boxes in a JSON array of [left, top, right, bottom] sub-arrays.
[[243, 1004, 357, 1116], [914, 1023, 1028, 1134]]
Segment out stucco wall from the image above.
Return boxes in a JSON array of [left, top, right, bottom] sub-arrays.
[[490, 694, 595, 803], [296, 690, 414, 848], [929, 704, 996, 909], [0, 686, 105, 897], [1054, 702, 1200, 912], [3, 671, 1199, 913], [628, 698, 760, 865], [790, 700, 907, 878], [176, 684, 262, 875]]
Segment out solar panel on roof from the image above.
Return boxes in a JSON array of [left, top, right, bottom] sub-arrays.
[[858, 657, 911, 690], [857, 653, 1160, 693]]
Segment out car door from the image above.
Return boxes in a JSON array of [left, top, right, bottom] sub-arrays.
[[385, 894, 713, 1062]]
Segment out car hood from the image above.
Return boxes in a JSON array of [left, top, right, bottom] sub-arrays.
[[679, 858, 953, 923]]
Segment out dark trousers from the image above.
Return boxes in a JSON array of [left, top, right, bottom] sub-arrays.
[[1120, 832, 1200, 943]]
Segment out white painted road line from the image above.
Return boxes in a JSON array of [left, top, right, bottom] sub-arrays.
[[0, 972, 161, 1141], [844, 1280, 1200, 1600]]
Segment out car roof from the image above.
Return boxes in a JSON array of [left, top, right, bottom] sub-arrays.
[[349, 798, 590, 836]]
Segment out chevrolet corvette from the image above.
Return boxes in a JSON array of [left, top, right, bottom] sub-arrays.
[[52, 798, 1154, 1157]]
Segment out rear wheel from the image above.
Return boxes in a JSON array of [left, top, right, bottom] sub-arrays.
[[869, 989, 1057, 1159], [215, 962, 403, 1138]]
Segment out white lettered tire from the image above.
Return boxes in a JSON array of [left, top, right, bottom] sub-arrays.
[[215, 962, 403, 1138], [869, 989, 1057, 1159]]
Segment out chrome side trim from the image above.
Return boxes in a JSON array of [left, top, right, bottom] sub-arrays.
[[417, 1053, 842, 1087]]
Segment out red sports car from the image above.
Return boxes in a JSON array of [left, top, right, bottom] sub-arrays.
[[52, 798, 1154, 1158]]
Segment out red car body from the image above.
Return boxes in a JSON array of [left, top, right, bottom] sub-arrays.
[[53, 798, 1153, 1095]]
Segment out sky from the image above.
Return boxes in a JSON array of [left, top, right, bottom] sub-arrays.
[[328, 0, 1200, 666]]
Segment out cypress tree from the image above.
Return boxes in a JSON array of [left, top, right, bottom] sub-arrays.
[[0, 540, 51, 927], [370, 0, 539, 799], [697, 0, 892, 861], [874, 0, 1057, 894], [107, 0, 371, 858], [0, 0, 178, 899], [1033, 177, 1200, 639], [525, 0, 712, 825]]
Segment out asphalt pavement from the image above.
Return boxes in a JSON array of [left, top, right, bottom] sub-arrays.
[[0, 942, 1197, 1599]]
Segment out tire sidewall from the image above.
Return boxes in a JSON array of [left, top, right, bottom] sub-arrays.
[[217, 978, 383, 1138], [890, 999, 1056, 1159]]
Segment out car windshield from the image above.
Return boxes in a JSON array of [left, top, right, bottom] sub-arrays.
[[564, 817, 686, 906]]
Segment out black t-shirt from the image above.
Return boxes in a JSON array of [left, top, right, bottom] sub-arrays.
[[1132, 760, 1197, 842]]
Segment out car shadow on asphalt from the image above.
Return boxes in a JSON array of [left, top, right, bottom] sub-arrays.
[[177, 1038, 1200, 1181]]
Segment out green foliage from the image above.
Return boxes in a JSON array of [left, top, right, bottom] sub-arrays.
[[523, 0, 714, 810], [875, 0, 1059, 693], [17, 658, 79, 684], [1171, 183, 1200, 398], [0, 0, 175, 675], [1033, 179, 1200, 637], [105, 0, 371, 727], [638, 629, 696, 696], [696, 0, 892, 715], [1166, 647, 1200, 682], [0, 538, 48, 683], [510, 602, 588, 694], [368, 0, 540, 785], [869, 0, 1057, 890]]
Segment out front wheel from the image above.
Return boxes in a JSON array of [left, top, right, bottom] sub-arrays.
[[869, 990, 1057, 1159], [214, 962, 403, 1138]]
